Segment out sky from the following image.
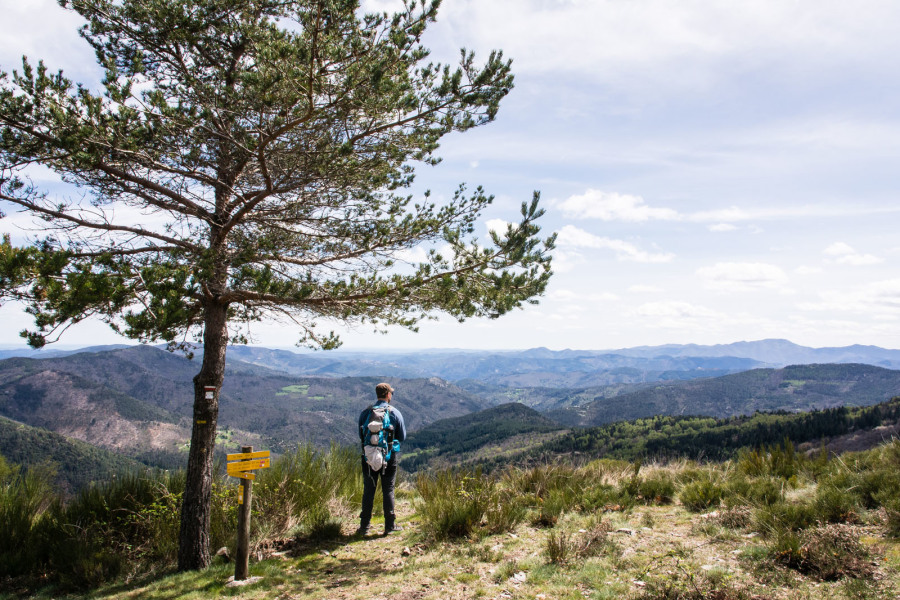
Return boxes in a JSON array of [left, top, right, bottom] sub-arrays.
[[1, 0, 900, 352]]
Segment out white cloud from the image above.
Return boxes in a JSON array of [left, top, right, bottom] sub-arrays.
[[795, 265, 824, 275], [557, 225, 674, 263], [696, 262, 789, 292], [552, 192, 899, 227], [823, 242, 883, 265], [629, 301, 725, 330], [556, 190, 679, 222], [799, 278, 900, 313], [629, 284, 663, 293], [825, 242, 856, 256], [485, 219, 510, 235]]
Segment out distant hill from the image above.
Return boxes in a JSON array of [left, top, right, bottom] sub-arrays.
[[549, 363, 900, 427], [0, 346, 492, 461], [606, 339, 900, 369], [406, 398, 900, 472], [402, 402, 566, 472], [5, 338, 898, 387], [531, 397, 900, 465], [0, 416, 150, 494], [227, 345, 764, 387]]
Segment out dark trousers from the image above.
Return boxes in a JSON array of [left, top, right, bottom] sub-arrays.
[[360, 457, 398, 529]]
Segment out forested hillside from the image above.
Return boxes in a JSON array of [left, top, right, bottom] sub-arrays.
[[404, 397, 900, 473], [402, 403, 566, 471], [0, 416, 148, 494], [549, 363, 900, 427], [0, 347, 491, 462]]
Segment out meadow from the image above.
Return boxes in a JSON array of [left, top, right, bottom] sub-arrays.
[[2, 436, 899, 599]]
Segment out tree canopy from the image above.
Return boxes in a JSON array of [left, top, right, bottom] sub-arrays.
[[0, 0, 554, 569]]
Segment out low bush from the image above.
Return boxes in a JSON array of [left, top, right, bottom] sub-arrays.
[[736, 439, 804, 484], [723, 476, 783, 507], [754, 500, 817, 535], [255, 443, 360, 541], [639, 472, 677, 505], [812, 482, 860, 524], [415, 467, 523, 540], [771, 523, 874, 581], [0, 461, 57, 578], [543, 518, 613, 565], [679, 472, 726, 513]]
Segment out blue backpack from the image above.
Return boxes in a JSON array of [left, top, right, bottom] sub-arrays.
[[362, 404, 393, 471]]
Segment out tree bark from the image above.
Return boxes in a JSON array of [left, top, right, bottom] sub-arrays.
[[177, 299, 229, 571]]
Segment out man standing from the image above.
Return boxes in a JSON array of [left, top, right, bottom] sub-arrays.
[[357, 382, 407, 536]]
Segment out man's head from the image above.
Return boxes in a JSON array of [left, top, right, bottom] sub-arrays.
[[375, 382, 394, 401]]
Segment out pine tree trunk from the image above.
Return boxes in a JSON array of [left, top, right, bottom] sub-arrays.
[[177, 300, 229, 571]]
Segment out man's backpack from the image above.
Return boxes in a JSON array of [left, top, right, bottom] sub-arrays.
[[362, 404, 393, 471]]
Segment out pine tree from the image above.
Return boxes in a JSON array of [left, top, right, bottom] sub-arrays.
[[0, 0, 554, 569]]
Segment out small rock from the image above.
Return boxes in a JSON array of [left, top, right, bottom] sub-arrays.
[[215, 547, 231, 563], [401, 546, 411, 556], [225, 575, 262, 588], [633, 580, 646, 587], [320, 550, 331, 556], [511, 571, 527, 584], [616, 528, 636, 536]]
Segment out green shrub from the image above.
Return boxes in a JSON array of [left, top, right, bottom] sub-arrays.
[[878, 493, 900, 538], [483, 490, 527, 535], [754, 500, 817, 536], [0, 462, 57, 578], [544, 529, 574, 564], [736, 439, 804, 483], [679, 473, 726, 513], [724, 476, 783, 507], [415, 467, 498, 540], [35, 469, 194, 590], [636, 472, 677, 505], [254, 443, 360, 540], [771, 523, 873, 581], [812, 482, 860, 524]]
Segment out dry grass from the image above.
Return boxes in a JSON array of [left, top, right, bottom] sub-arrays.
[[66, 480, 900, 600]]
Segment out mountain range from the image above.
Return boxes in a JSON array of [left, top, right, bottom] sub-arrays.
[[2, 339, 900, 492]]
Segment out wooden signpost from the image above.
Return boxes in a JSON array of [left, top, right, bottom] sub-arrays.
[[227, 446, 271, 581]]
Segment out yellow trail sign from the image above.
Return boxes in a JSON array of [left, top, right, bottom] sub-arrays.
[[227, 450, 270, 461], [226, 458, 270, 473], [229, 472, 256, 481]]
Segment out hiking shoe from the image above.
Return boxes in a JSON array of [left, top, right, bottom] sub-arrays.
[[383, 524, 403, 535], [354, 527, 371, 537]]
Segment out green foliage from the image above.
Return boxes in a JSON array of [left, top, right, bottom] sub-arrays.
[[0, 415, 149, 494], [403, 402, 562, 472], [736, 439, 804, 482], [534, 397, 900, 466], [543, 518, 613, 565], [254, 443, 360, 541], [754, 501, 817, 535], [723, 476, 784, 507], [812, 482, 860, 524], [0, 461, 56, 578], [679, 471, 727, 513], [414, 467, 524, 540], [770, 524, 874, 581]]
